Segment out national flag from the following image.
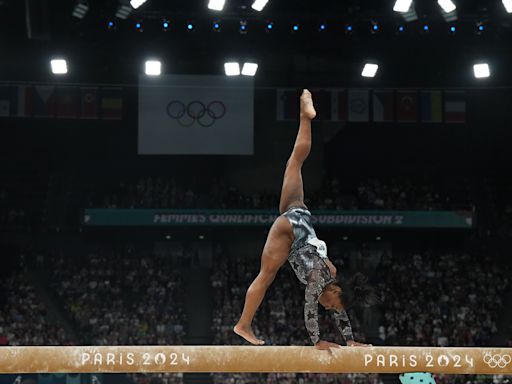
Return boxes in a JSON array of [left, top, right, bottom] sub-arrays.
[[420, 90, 443, 123], [444, 91, 466, 123], [33, 85, 56, 118], [397, 90, 418, 123], [80, 87, 98, 119], [348, 90, 369, 122], [310, 89, 332, 121], [56, 86, 79, 119], [0, 85, 9, 117], [276, 89, 299, 121], [13, 85, 34, 118], [372, 90, 394, 122], [101, 87, 123, 120], [331, 89, 347, 122]]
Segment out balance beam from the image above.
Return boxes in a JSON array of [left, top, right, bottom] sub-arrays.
[[0, 346, 511, 374]]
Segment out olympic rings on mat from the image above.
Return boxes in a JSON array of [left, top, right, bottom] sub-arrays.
[[166, 100, 226, 127], [483, 353, 511, 368]]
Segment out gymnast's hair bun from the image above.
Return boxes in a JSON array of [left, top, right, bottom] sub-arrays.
[[342, 272, 380, 309]]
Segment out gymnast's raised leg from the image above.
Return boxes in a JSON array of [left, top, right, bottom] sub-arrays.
[[233, 89, 317, 345]]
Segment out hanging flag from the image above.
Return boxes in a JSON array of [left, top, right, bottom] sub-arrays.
[[0, 85, 9, 117], [373, 90, 394, 122], [444, 91, 466, 123], [13, 85, 34, 118], [397, 90, 418, 123], [101, 87, 123, 120], [56, 86, 79, 119], [348, 89, 369, 122], [310, 89, 332, 121], [80, 87, 98, 119], [420, 90, 443, 123], [33, 85, 56, 118], [331, 89, 347, 122], [276, 89, 299, 121]]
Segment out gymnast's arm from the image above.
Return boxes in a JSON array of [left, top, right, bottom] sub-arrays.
[[332, 309, 371, 347], [305, 269, 341, 350]]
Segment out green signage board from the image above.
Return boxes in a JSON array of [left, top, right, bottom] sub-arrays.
[[83, 209, 474, 228]]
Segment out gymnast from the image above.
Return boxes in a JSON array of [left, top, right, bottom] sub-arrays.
[[234, 89, 378, 350]]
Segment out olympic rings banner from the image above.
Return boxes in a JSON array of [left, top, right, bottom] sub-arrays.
[[82, 209, 474, 228], [138, 75, 254, 155]]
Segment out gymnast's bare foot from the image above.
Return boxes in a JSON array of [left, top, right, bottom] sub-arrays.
[[300, 89, 317, 120], [234, 324, 265, 345]]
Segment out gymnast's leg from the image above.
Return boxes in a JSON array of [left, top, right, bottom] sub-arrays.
[[233, 90, 316, 345]]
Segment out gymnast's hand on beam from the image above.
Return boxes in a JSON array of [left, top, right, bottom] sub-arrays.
[[315, 340, 342, 350], [347, 340, 373, 347]]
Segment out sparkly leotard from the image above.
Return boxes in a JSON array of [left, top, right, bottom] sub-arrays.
[[282, 206, 354, 345]]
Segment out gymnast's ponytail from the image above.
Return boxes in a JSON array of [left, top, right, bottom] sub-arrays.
[[339, 272, 380, 310]]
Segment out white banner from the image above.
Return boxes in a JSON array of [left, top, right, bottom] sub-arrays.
[[138, 75, 254, 155]]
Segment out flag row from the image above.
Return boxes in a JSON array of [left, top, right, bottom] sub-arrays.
[[277, 89, 466, 124], [0, 85, 123, 120]]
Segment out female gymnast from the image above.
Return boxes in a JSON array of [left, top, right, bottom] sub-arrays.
[[234, 89, 377, 350]]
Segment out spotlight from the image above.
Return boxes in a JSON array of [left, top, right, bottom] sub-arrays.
[[423, 24, 430, 32], [145, 60, 161, 76], [473, 63, 490, 79], [240, 20, 248, 33], [437, 0, 456, 13], [265, 21, 274, 31], [503, 0, 512, 13], [72, 0, 89, 19], [319, 23, 327, 31], [371, 21, 380, 33], [208, 0, 225, 11], [345, 24, 353, 34], [449, 25, 456, 33], [224, 62, 240, 76], [241, 63, 258, 76], [51, 59, 68, 75], [342, 236, 349, 241], [393, 0, 413, 12], [212, 21, 221, 32], [130, 0, 147, 9], [135, 21, 143, 31], [398, 25, 405, 33], [476, 21, 486, 34], [115, 2, 132, 19], [252, 0, 269, 11], [292, 23, 299, 32], [361, 63, 379, 78], [187, 22, 195, 31], [107, 21, 115, 29], [162, 20, 169, 30]]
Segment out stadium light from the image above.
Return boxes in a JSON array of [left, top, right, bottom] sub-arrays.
[[503, 0, 512, 13], [241, 63, 258, 76], [130, 0, 147, 9], [51, 59, 68, 75], [438, 0, 456, 13], [224, 62, 240, 76], [393, 0, 413, 13], [208, 0, 226, 11], [72, 0, 89, 19], [115, 1, 132, 19], [361, 63, 379, 78], [145, 60, 161, 76], [473, 63, 490, 79], [252, 0, 269, 12]]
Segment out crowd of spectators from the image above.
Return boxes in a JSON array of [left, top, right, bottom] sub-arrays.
[[47, 246, 187, 346], [85, 175, 472, 212], [0, 271, 73, 346], [377, 250, 509, 347]]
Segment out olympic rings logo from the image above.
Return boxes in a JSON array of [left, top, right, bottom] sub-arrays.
[[483, 353, 511, 368], [166, 100, 226, 128]]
